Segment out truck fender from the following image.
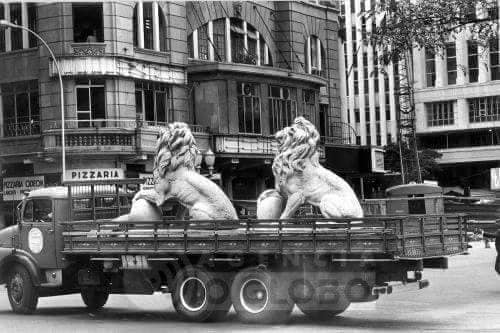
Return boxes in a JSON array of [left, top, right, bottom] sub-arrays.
[[0, 253, 41, 286]]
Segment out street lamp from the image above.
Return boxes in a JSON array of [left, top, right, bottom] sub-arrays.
[[0, 19, 66, 182], [204, 149, 215, 176]]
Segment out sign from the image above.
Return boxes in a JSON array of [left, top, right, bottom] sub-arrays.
[[139, 173, 155, 191], [371, 148, 386, 173], [28, 228, 44, 254], [492, 168, 500, 190], [65, 168, 125, 182], [2, 176, 45, 201]]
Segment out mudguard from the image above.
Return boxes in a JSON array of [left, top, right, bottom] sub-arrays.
[[0, 250, 41, 286]]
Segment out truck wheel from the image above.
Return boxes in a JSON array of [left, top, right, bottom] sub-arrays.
[[6, 265, 38, 314], [81, 287, 109, 311], [171, 266, 231, 322], [231, 267, 293, 324], [295, 279, 350, 321]]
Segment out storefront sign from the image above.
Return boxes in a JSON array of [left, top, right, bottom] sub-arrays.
[[491, 168, 500, 190], [139, 173, 155, 191], [65, 168, 125, 182], [371, 148, 386, 173], [2, 176, 45, 201]]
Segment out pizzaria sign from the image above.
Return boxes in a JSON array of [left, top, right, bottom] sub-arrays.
[[65, 168, 125, 182]]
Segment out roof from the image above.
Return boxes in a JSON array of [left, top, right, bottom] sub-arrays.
[[27, 187, 68, 199], [386, 183, 443, 196]]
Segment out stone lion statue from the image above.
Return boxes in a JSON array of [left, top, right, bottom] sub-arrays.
[[257, 117, 363, 220], [151, 122, 238, 220]]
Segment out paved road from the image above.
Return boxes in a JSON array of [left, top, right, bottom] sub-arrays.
[[0, 243, 499, 332]]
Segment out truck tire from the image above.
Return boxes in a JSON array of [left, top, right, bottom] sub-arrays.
[[81, 287, 109, 311], [171, 266, 231, 322], [295, 279, 350, 321], [6, 265, 39, 314], [231, 267, 294, 324]]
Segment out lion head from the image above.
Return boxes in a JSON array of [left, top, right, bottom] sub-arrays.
[[154, 122, 201, 178], [272, 117, 320, 180]]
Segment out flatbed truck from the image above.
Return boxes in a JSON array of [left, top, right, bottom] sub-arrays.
[[0, 180, 468, 323]]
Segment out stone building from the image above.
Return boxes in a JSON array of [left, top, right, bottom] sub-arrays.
[[0, 1, 371, 226]]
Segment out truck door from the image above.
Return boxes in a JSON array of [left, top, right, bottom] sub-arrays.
[[19, 198, 58, 269]]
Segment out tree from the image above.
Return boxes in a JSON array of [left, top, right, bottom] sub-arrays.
[[362, 0, 499, 183], [384, 142, 442, 183]]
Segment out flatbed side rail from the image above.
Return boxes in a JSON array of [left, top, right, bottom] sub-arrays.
[[61, 215, 468, 258]]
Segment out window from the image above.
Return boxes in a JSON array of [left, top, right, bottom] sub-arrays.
[[23, 199, 52, 223], [363, 53, 368, 91], [213, 19, 226, 62], [426, 101, 455, 126], [1, 80, 39, 137], [269, 86, 297, 134], [73, 3, 103, 43], [425, 48, 436, 87], [237, 82, 261, 134], [446, 43, 457, 85], [468, 41, 479, 83], [305, 35, 325, 76], [468, 96, 500, 122], [490, 38, 500, 81], [488, 2, 499, 20], [198, 24, 209, 60], [302, 90, 317, 125], [76, 79, 105, 128], [28, 4, 37, 48], [133, 2, 167, 51], [10, 3, 22, 50], [354, 108, 360, 123], [135, 81, 172, 126]]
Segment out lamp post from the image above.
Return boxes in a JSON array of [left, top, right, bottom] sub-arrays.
[[0, 19, 66, 182], [204, 149, 215, 176]]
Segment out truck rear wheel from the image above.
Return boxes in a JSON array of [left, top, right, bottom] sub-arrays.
[[7, 265, 38, 314], [295, 279, 350, 321], [171, 266, 231, 322], [231, 267, 293, 324], [81, 287, 109, 311]]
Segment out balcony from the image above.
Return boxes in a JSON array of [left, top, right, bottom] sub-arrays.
[[41, 120, 210, 156], [71, 42, 106, 56], [321, 121, 358, 146], [2, 120, 41, 138], [213, 133, 325, 158]]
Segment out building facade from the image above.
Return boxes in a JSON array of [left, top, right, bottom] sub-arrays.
[[0, 1, 364, 226], [413, 1, 500, 191]]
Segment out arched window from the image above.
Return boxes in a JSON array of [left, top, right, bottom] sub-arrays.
[[305, 35, 325, 76], [188, 18, 272, 66], [133, 2, 167, 52]]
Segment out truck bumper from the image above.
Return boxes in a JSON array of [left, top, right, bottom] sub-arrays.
[[372, 279, 429, 296]]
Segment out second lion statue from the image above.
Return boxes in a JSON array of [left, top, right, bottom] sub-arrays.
[[257, 117, 363, 220]]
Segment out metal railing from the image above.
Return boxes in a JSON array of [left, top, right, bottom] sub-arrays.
[[321, 121, 358, 146], [213, 133, 278, 155], [3, 120, 41, 137]]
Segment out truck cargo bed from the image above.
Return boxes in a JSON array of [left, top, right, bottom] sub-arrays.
[[62, 215, 467, 259]]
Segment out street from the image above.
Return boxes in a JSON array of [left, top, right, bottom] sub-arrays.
[[0, 243, 498, 332]]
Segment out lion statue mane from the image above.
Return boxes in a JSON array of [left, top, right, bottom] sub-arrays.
[[257, 117, 363, 220]]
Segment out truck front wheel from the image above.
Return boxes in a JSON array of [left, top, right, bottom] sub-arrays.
[[171, 266, 231, 322], [231, 267, 294, 324], [81, 287, 109, 311], [6, 265, 38, 314]]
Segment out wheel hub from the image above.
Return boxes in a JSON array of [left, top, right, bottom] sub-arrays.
[[179, 277, 207, 312], [240, 279, 269, 314]]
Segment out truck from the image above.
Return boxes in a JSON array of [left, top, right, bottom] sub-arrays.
[[0, 179, 468, 324]]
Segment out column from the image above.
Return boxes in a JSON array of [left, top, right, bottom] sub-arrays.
[[263, 43, 268, 65], [435, 49, 447, 87], [387, 63, 397, 142], [345, 0, 356, 143], [137, 1, 144, 48], [306, 36, 312, 73], [339, 38, 348, 125], [456, 32, 467, 85], [242, 20, 248, 54], [225, 17, 231, 62], [316, 37, 322, 72], [192, 29, 199, 59], [21, 3, 28, 49], [256, 31, 261, 66], [152, 2, 160, 51], [479, 44, 489, 83], [5, 4, 11, 52], [208, 20, 214, 61], [355, 0, 367, 145], [412, 47, 425, 89]]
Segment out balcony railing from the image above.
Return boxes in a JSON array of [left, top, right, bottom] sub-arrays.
[[3, 121, 41, 137], [213, 133, 325, 158]]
